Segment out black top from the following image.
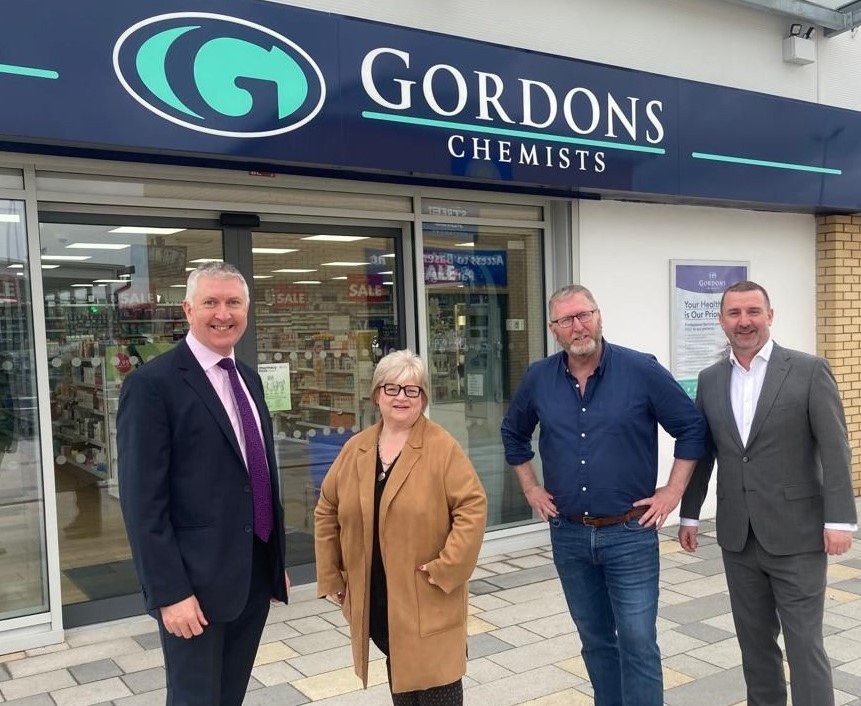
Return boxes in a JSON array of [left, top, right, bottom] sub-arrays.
[[369, 450, 398, 656]]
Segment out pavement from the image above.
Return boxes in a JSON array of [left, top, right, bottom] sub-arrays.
[[5, 511, 861, 706]]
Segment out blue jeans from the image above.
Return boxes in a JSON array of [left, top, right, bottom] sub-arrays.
[[550, 516, 662, 706]]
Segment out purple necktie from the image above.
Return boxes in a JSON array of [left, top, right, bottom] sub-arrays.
[[217, 358, 273, 542]]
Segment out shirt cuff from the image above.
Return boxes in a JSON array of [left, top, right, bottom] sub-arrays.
[[679, 517, 699, 527], [825, 523, 857, 531]]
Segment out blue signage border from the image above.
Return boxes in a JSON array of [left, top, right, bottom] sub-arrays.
[[0, 1, 859, 209]]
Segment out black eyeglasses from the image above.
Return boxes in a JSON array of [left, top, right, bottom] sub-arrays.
[[380, 383, 423, 398], [550, 309, 597, 328]]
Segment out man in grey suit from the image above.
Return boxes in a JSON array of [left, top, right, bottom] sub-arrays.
[[679, 280, 856, 706]]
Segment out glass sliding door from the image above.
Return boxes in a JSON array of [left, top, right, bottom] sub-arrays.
[[422, 201, 546, 529], [251, 226, 402, 571], [0, 200, 50, 621], [39, 217, 223, 624]]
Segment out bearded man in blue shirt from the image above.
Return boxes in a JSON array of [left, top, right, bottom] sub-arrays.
[[501, 284, 706, 706]]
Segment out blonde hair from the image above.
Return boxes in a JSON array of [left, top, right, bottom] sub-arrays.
[[370, 350, 430, 410]]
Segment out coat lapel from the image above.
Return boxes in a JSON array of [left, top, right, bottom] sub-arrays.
[[175, 341, 245, 465], [717, 358, 745, 450], [746, 343, 790, 449], [379, 416, 426, 528]]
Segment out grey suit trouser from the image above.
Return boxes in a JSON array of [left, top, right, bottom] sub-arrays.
[[722, 530, 831, 706]]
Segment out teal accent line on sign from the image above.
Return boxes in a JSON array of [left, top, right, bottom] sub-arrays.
[[0, 63, 58, 79], [362, 111, 666, 155], [692, 151, 841, 175]]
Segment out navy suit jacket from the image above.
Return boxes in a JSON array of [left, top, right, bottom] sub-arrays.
[[117, 339, 288, 621]]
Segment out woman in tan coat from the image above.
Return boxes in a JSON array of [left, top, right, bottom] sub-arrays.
[[315, 349, 486, 705]]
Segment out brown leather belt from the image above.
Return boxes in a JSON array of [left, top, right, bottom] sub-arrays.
[[566, 506, 648, 527]]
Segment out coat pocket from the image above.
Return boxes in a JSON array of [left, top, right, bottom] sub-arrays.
[[784, 482, 821, 500], [415, 573, 464, 637]]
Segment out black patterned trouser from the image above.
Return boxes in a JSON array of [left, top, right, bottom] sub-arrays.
[[390, 678, 463, 706]]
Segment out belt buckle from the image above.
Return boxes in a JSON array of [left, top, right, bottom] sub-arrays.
[[581, 515, 600, 527]]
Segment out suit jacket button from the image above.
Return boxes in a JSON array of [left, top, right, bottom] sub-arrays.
[[742, 456, 749, 462], [244, 524, 252, 533], [243, 485, 251, 493]]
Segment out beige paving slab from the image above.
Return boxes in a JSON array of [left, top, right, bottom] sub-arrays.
[[828, 564, 861, 582], [113, 649, 164, 674], [479, 562, 520, 575], [253, 641, 299, 666], [24, 643, 70, 657], [51, 677, 133, 706], [827, 587, 861, 604], [464, 664, 581, 706], [250, 660, 304, 686], [687, 637, 744, 670], [663, 665, 695, 688], [465, 656, 514, 684], [486, 634, 581, 673], [468, 595, 512, 612], [670, 573, 729, 598], [7, 639, 144, 678], [64, 618, 155, 648], [0, 668, 76, 701], [506, 554, 552, 569], [291, 659, 387, 700], [466, 616, 496, 635], [519, 688, 594, 706], [490, 626, 545, 647]]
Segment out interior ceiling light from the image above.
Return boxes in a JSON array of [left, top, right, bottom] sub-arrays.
[[41, 264, 60, 269], [0, 214, 21, 223], [189, 258, 223, 263], [169, 284, 187, 288], [455, 242, 475, 247], [294, 280, 322, 284], [272, 268, 316, 273], [109, 227, 186, 235], [378, 270, 393, 275], [253, 275, 273, 279], [252, 247, 298, 254], [42, 255, 91, 261], [330, 276, 348, 280], [66, 242, 131, 250], [321, 261, 368, 267], [6, 264, 23, 269], [71, 284, 93, 287], [302, 235, 369, 242], [93, 278, 128, 283]]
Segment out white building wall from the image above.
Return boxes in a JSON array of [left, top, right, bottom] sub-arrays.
[[577, 200, 815, 520], [268, 0, 848, 104]]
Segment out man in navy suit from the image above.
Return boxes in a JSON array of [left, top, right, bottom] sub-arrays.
[[118, 262, 290, 706]]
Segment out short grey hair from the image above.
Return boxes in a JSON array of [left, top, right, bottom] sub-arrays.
[[185, 262, 249, 304], [548, 285, 598, 317], [370, 350, 430, 410]]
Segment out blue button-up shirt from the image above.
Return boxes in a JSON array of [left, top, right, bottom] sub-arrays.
[[501, 340, 706, 517]]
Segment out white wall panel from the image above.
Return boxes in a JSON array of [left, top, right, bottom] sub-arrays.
[[578, 200, 815, 520], [819, 31, 861, 111]]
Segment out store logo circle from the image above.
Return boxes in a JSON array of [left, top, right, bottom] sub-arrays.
[[113, 12, 326, 138]]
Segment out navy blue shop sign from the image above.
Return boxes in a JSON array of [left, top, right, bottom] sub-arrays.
[[0, 1, 859, 209]]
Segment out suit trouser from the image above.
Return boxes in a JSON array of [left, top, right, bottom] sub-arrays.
[[158, 538, 273, 706], [722, 530, 831, 706]]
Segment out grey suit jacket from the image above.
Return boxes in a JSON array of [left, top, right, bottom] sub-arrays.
[[680, 342, 856, 555]]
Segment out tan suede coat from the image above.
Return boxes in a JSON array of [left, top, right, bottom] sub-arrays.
[[314, 416, 487, 693]]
